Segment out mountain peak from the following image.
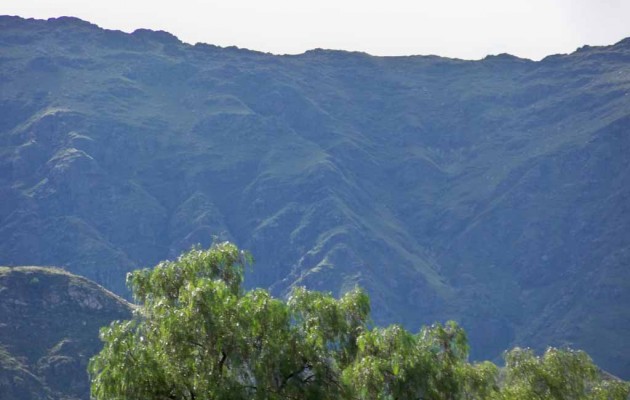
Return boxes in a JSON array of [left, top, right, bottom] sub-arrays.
[[131, 28, 182, 45]]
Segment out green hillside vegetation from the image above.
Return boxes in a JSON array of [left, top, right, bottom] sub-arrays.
[[90, 244, 629, 399]]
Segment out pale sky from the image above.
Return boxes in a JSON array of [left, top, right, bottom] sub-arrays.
[[3, 0, 630, 60]]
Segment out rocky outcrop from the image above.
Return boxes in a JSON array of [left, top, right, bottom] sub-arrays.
[[0, 267, 132, 399]]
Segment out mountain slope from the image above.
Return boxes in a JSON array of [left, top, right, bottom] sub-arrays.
[[0, 16, 629, 377], [0, 266, 132, 399]]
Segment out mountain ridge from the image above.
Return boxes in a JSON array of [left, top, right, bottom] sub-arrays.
[[3, 15, 630, 61]]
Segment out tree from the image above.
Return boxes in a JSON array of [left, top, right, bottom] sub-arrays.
[[89, 243, 629, 400], [88, 242, 369, 399], [497, 347, 629, 400], [342, 321, 499, 400]]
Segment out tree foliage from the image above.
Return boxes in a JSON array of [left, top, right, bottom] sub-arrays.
[[497, 347, 630, 400], [89, 243, 629, 400]]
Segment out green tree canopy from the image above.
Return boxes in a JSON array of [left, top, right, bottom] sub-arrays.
[[89, 243, 629, 400]]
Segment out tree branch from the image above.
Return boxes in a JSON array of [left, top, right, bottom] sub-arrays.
[[218, 351, 228, 375]]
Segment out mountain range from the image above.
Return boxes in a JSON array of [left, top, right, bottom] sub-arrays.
[[0, 16, 629, 379]]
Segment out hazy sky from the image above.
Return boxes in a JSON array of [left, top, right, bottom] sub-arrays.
[[4, 0, 630, 60]]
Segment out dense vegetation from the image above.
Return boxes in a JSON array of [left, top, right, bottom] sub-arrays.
[[89, 244, 629, 399]]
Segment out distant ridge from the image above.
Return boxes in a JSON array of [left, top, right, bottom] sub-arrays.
[[3, 15, 629, 60]]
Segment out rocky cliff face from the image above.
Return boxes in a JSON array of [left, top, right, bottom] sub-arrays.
[[0, 267, 132, 399], [0, 16, 629, 377]]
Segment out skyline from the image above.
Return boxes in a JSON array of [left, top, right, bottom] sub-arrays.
[[3, 0, 630, 60]]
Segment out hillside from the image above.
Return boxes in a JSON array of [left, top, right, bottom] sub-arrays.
[[0, 16, 629, 377], [0, 266, 132, 399]]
